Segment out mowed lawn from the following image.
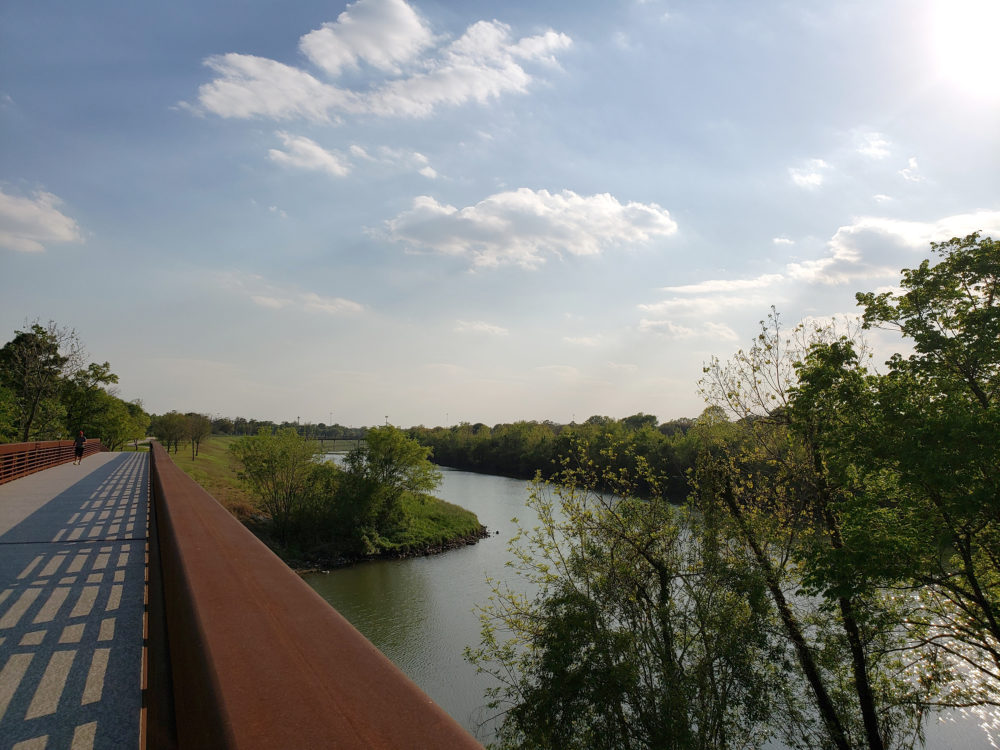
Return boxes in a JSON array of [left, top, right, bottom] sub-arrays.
[[160, 436, 256, 519]]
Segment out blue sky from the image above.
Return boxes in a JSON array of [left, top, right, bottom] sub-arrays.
[[2, 0, 998, 427]]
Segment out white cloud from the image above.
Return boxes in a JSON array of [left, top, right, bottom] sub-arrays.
[[857, 131, 890, 159], [376, 147, 438, 177], [637, 319, 696, 338], [899, 156, 924, 182], [269, 132, 351, 177], [563, 335, 601, 346], [773, 237, 795, 245], [223, 272, 363, 315], [704, 321, 739, 341], [639, 293, 772, 318], [386, 188, 677, 269], [192, 1, 572, 122], [268, 205, 288, 218], [268, 139, 438, 180], [786, 210, 1000, 284], [661, 274, 784, 295], [302, 292, 364, 314], [634, 209, 1000, 350], [197, 54, 357, 121], [455, 320, 508, 336], [251, 295, 289, 309], [789, 158, 830, 189], [299, 0, 434, 77], [638, 318, 738, 341], [267, 134, 436, 180], [364, 22, 571, 118], [0, 188, 82, 253], [873, 194, 892, 203]]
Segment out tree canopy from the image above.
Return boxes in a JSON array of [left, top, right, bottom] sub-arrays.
[[470, 234, 1000, 749], [0, 321, 148, 448]]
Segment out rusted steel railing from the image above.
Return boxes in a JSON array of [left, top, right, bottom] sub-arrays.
[[0, 439, 105, 485], [145, 441, 483, 750]]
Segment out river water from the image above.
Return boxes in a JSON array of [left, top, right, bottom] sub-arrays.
[[302, 464, 992, 748]]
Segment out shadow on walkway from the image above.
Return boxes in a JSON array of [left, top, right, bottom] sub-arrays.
[[0, 452, 147, 749]]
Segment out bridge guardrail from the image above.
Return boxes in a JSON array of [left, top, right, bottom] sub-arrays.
[[145, 440, 483, 749], [0, 439, 104, 485]]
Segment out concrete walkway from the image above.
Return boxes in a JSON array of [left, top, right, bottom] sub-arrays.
[[0, 452, 147, 749]]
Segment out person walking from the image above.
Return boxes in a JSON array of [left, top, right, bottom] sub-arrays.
[[73, 430, 86, 465]]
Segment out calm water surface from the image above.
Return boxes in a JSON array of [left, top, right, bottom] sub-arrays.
[[303, 464, 991, 748], [303, 466, 533, 743]]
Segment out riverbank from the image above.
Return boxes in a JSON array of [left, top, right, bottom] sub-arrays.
[[276, 490, 489, 571], [168, 435, 489, 569], [291, 524, 490, 573]]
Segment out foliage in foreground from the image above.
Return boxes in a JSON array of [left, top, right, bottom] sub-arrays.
[[469, 233, 999, 749], [468, 450, 781, 750]]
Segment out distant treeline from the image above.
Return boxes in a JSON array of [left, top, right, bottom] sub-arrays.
[[205, 417, 367, 441], [147, 413, 368, 453], [408, 412, 710, 500]]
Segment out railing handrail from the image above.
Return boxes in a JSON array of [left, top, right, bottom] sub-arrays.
[[0, 439, 104, 485], [146, 440, 483, 749]]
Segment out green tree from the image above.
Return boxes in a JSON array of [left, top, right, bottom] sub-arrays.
[[229, 428, 319, 544], [341, 426, 441, 552], [858, 231, 998, 409], [186, 413, 212, 459], [849, 232, 1000, 706], [468, 444, 780, 750], [152, 411, 189, 453], [60, 360, 119, 435], [0, 322, 80, 441], [700, 312, 933, 750], [0, 385, 18, 442], [123, 400, 151, 450], [621, 412, 658, 431]]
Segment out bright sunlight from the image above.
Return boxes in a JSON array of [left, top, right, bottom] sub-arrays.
[[929, 0, 1000, 100]]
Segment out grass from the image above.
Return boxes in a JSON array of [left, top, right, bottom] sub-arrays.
[[164, 436, 256, 519], [389, 492, 486, 553], [163, 434, 485, 562]]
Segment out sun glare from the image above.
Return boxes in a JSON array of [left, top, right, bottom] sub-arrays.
[[930, 0, 1000, 100]]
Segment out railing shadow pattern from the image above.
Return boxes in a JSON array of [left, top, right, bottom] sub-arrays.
[[0, 453, 147, 749]]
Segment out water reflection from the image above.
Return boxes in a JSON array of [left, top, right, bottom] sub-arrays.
[[303, 466, 534, 741], [303, 464, 991, 748]]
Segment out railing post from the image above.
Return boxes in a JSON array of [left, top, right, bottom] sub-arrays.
[[0, 439, 107, 485]]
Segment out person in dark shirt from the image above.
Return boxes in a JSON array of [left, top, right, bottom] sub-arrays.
[[74, 430, 86, 465]]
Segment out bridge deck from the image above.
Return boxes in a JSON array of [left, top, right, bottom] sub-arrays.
[[0, 452, 147, 749]]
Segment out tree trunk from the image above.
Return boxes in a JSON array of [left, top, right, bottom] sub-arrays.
[[838, 595, 884, 750], [719, 480, 852, 750]]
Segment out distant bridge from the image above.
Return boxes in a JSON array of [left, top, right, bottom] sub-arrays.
[[0, 440, 482, 749]]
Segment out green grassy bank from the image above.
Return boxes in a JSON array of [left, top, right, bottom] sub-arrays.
[[163, 435, 485, 567]]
